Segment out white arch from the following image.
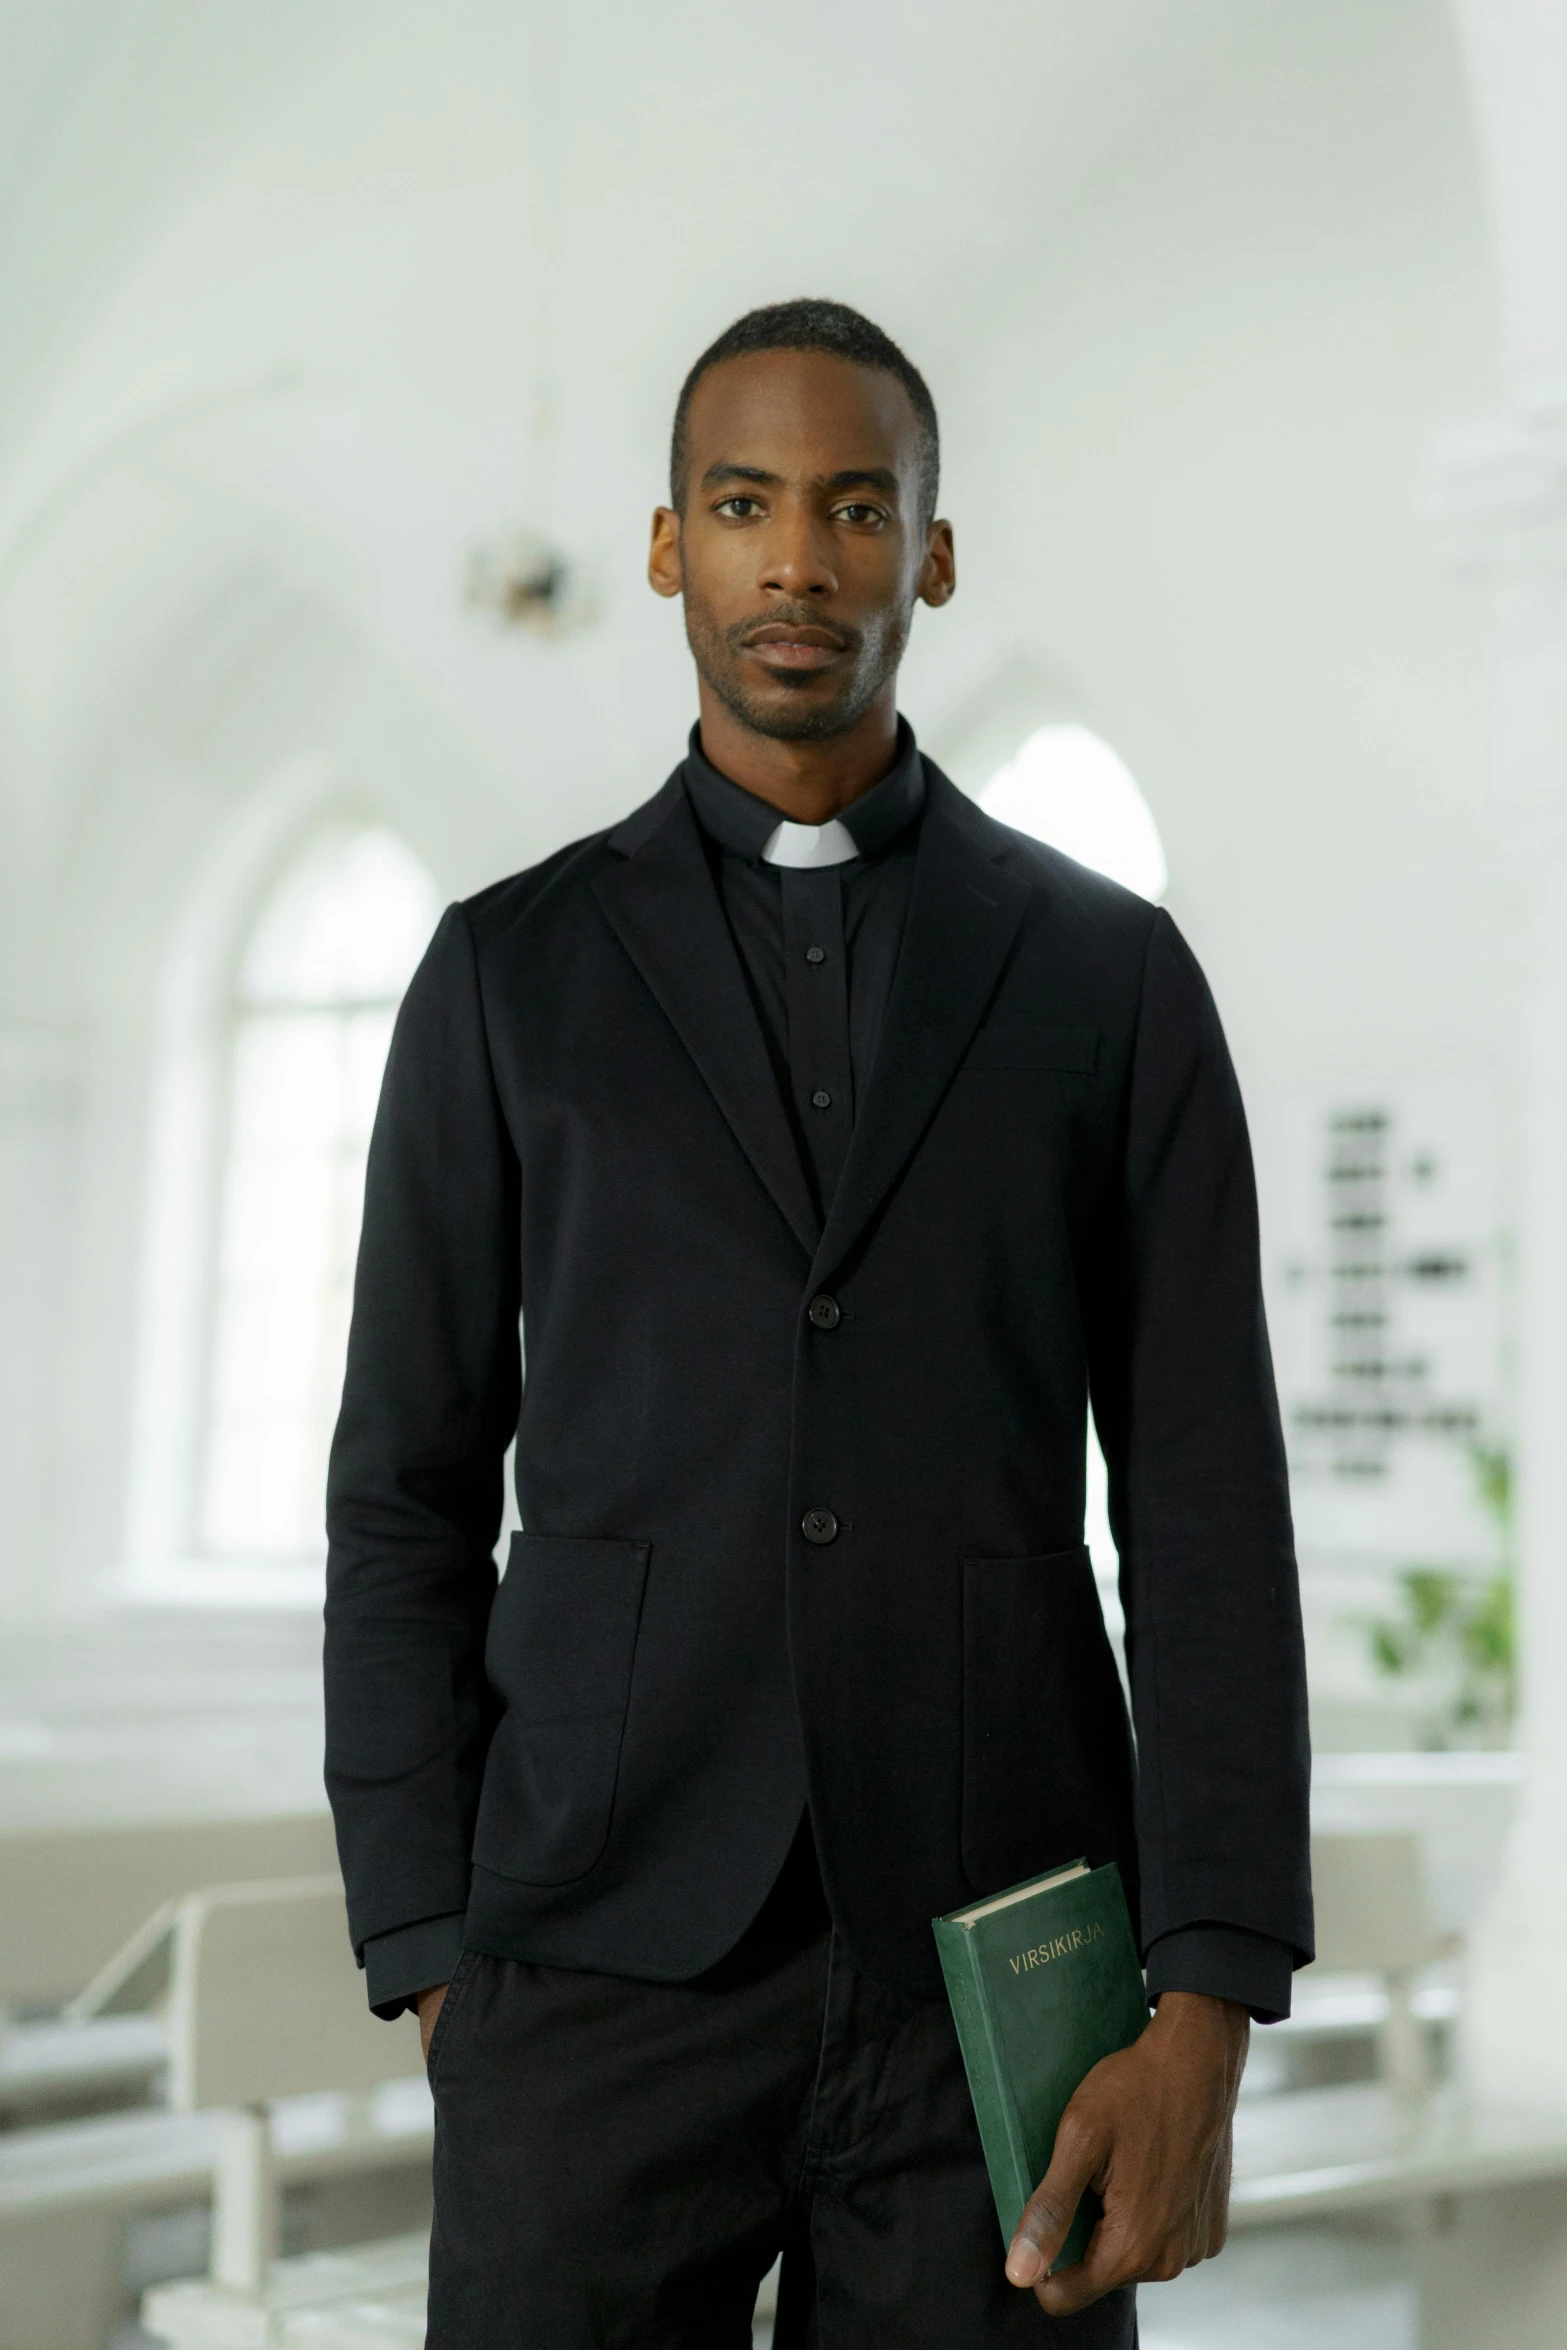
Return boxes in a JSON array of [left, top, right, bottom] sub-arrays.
[[121, 776, 438, 1603], [978, 725, 1168, 903]]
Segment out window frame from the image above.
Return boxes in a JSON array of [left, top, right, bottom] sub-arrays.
[[121, 788, 438, 1609]]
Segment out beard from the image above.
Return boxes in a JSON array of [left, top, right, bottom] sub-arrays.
[[682, 586, 910, 743]]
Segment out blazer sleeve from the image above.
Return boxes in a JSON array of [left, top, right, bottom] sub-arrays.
[[324, 901, 522, 1968], [1089, 908, 1313, 1970]]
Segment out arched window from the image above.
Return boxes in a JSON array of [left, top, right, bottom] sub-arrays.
[[973, 720, 1164, 1673], [978, 725, 1167, 903], [198, 823, 440, 1564]]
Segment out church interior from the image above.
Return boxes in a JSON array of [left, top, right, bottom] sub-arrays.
[[2, 2, 1567, 2343]]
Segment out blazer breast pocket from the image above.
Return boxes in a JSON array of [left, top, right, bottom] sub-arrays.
[[960, 1024, 1099, 1074], [473, 1532, 649, 1887]]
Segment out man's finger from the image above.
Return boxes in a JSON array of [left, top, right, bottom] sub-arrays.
[[416, 1981, 450, 2064], [1005, 2110, 1107, 2288], [1035, 2217, 1180, 2315]]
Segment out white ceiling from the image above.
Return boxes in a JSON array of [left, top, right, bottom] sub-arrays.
[[0, 0, 1301, 538]]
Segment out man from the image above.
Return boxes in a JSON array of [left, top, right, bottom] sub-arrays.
[[325, 298, 1311, 2348]]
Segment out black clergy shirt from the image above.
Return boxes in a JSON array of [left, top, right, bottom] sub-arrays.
[[361, 723, 1295, 2023], [682, 720, 924, 1223]]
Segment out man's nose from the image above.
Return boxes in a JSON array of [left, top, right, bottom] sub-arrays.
[[759, 501, 837, 599]]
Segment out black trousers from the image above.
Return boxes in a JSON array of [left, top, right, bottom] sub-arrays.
[[425, 1926, 1136, 2349]]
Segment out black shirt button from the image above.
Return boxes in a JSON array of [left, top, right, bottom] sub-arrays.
[[805, 945, 827, 965], [807, 1294, 841, 1330], [810, 1088, 832, 1110], [801, 1508, 839, 1545]]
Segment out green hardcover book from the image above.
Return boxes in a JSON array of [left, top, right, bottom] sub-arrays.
[[933, 1858, 1149, 2273]]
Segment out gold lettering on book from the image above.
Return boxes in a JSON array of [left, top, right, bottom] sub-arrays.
[[1008, 1921, 1104, 1974]]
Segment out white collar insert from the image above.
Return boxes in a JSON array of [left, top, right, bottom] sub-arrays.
[[761, 817, 859, 869]]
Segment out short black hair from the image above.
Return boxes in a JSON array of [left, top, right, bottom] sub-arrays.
[[670, 297, 940, 524]]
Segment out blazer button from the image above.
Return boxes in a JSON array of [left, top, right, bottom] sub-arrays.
[[807, 1294, 841, 1330], [801, 1508, 839, 1545]]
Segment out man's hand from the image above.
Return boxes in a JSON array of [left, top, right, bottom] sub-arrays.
[[1004, 1991, 1248, 2313], [417, 1981, 451, 2065]]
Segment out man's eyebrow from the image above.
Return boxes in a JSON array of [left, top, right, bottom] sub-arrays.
[[824, 467, 901, 496], [697, 462, 903, 497], [700, 462, 779, 489]]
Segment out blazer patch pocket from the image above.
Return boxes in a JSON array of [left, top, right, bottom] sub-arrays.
[[473, 1532, 650, 1887], [961, 1024, 1099, 1074]]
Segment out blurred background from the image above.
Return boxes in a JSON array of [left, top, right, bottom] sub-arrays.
[[3, 3, 1567, 2345]]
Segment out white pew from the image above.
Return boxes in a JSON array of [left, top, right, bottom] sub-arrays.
[[0, 1875, 425, 2350], [129, 1878, 428, 2349], [1302, 1830, 1445, 2096], [1238, 1832, 1564, 2346], [0, 1818, 341, 2132], [1237, 1831, 1450, 2104], [0, 2010, 168, 2123], [0, 1815, 337, 2016], [280, 2284, 428, 2349], [1232, 2079, 1567, 2224], [0, 2077, 432, 2350], [1229, 2078, 1567, 2350]]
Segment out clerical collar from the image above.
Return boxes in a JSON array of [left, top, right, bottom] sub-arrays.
[[682, 719, 926, 867]]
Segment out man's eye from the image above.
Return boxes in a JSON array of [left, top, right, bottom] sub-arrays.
[[716, 496, 761, 518], [836, 503, 884, 525]]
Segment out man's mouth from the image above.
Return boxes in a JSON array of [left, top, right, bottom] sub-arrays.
[[741, 622, 846, 674]]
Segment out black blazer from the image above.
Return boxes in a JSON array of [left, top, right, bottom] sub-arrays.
[[324, 762, 1312, 1999]]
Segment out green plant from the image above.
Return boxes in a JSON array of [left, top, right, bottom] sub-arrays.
[[1472, 1442, 1512, 1532], [1359, 1443, 1515, 1746]]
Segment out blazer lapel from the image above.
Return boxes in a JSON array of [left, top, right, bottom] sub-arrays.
[[812, 767, 1033, 1283], [593, 780, 821, 1259]]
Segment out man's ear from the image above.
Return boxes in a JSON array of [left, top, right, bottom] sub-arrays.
[[918, 519, 956, 610], [648, 506, 684, 600]]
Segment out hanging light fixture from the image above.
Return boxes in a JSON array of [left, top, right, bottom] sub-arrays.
[[462, 0, 594, 639], [464, 527, 592, 635]]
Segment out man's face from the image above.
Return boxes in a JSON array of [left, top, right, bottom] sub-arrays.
[[650, 349, 953, 742]]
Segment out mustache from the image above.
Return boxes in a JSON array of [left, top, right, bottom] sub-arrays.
[[725, 604, 860, 654]]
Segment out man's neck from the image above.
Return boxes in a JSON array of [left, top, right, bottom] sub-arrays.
[[694, 682, 900, 825]]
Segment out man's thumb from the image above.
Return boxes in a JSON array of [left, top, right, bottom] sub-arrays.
[[1005, 2112, 1103, 2285]]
